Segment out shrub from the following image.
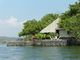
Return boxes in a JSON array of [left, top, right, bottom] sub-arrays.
[[24, 35, 32, 41]]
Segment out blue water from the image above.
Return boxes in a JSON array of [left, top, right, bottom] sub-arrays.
[[0, 44, 80, 60]]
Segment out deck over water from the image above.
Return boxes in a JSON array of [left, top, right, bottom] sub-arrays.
[[7, 39, 67, 46]]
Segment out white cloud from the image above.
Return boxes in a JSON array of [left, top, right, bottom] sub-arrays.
[[0, 16, 26, 37], [7, 16, 18, 26], [0, 16, 23, 27]]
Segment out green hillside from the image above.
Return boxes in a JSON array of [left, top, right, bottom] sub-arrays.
[[0, 36, 17, 42]]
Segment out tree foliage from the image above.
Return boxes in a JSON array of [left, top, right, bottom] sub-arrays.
[[18, 19, 38, 36], [19, 0, 80, 41], [59, 0, 80, 40], [18, 14, 59, 37]]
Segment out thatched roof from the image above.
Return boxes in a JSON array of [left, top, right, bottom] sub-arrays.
[[40, 18, 61, 33]]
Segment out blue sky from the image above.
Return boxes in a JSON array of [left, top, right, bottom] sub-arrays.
[[0, 0, 78, 37]]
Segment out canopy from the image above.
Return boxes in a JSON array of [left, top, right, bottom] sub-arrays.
[[40, 18, 61, 33]]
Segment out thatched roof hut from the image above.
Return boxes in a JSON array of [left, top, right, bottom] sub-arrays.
[[40, 18, 61, 33]]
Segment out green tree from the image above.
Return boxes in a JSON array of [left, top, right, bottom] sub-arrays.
[[41, 14, 59, 28], [18, 19, 38, 37], [18, 13, 59, 37], [59, 0, 80, 40]]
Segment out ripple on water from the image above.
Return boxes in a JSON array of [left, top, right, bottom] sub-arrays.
[[0, 44, 80, 60]]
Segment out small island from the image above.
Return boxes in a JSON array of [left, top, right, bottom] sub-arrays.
[[7, 0, 80, 46]]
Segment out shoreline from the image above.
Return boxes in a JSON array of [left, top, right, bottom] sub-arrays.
[[6, 39, 80, 46]]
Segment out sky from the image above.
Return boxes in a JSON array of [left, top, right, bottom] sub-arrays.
[[0, 0, 78, 37]]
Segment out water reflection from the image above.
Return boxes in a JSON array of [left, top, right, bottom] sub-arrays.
[[0, 44, 80, 60]]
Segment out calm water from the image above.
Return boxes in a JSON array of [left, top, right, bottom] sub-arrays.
[[0, 44, 80, 60]]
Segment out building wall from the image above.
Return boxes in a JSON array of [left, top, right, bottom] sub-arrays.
[[59, 29, 69, 37]]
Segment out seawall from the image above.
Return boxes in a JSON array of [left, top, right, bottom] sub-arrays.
[[33, 40, 67, 46], [7, 39, 67, 46]]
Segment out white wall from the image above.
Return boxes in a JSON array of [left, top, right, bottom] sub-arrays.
[[59, 29, 69, 37]]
